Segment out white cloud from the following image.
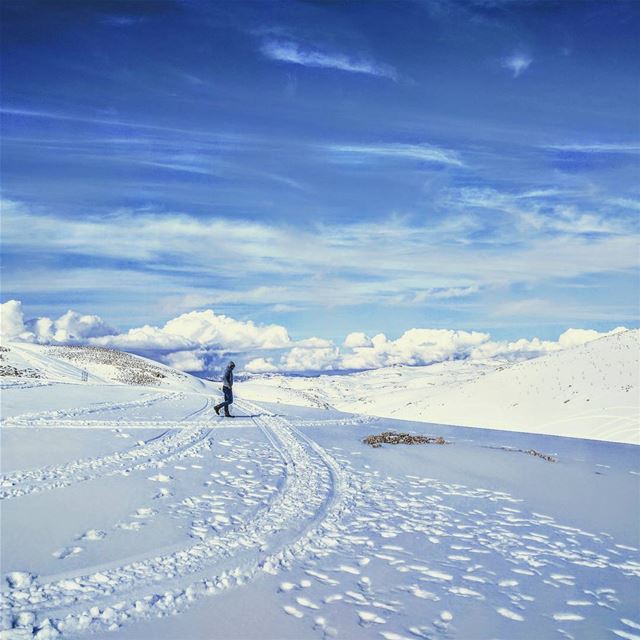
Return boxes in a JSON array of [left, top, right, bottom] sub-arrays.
[[454, 187, 626, 235], [502, 52, 532, 78], [34, 310, 116, 342], [2, 301, 290, 359], [244, 357, 278, 373], [263, 326, 631, 373], [163, 310, 290, 350], [341, 328, 490, 369], [344, 332, 373, 348], [3, 300, 630, 376], [0, 300, 115, 343], [296, 337, 334, 348], [279, 346, 340, 372], [0, 300, 27, 339], [261, 40, 397, 79], [163, 350, 206, 372], [4, 199, 638, 313], [557, 327, 627, 348], [328, 143, 463, 167], [92, 309, 290, 353]]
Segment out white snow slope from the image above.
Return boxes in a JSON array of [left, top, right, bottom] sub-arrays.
[[241, 329, 640, 445], [1, 341, 639, 640]]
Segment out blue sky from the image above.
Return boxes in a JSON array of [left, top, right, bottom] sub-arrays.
[[1, 0, 639, 352]]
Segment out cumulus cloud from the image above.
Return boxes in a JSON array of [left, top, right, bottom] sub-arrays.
[[0, 300, 28, 339], [30, 310, 116, 342], [344, 332, 373, 348], [244, 357, 278, 373], [341, 328, 490, 370], [261, 40, 397, 79], [163, 350, 206, 372], [252, 326, 630, 374], [3, 300, 630, 377], [0, 300, 115, 343], [279, 346, 340, 372], [93, 309, 291, 353], [296, 337, 334, 348], [162, 310, 291, 350], [0, 300, 290, 360], [502, 52, 532, 78]]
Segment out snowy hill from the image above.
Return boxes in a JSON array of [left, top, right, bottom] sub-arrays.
[[1, 341, 210, 393], [242, 330, 640, 444]]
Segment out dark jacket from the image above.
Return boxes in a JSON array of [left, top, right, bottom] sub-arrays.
[[222, 364, 234, 388]]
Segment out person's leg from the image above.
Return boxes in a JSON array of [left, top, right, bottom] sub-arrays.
[[215, 387, 232, 415], [223, 387, 233, 417]]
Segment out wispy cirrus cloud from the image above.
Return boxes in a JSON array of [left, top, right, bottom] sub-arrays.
[[327, 143, 463, 167], [260, 40, 397, 80], [502, 52, 532, 78], [0, 107, 253, 143], [453, 187, 635, 235], [3, 198, 639, 319], [542, 143, 640, 154]]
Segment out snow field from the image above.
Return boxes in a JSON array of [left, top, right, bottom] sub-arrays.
[[1, 341, 639, 639]]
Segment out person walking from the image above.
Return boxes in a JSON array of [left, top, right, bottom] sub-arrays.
[[214, 361, 235, 417]]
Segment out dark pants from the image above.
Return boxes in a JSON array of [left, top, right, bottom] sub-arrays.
[[221, 386, 233, 410]]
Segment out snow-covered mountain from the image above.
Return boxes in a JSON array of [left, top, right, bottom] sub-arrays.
[[241, 329, 640, 444]]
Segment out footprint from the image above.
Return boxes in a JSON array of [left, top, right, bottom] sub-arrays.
[[357, 610, 385, 625], [116, 521, 145, 531], [612, 630, 640, 640], [296, 596, 320, 610], [553, 613, 585, 621], [305, 570, 339, 586], [496, 607, 524, 622], [323, 594, 343, 604], [283, 605, 304, 619], [499, 579, 518, 588], [53, 546, 83, 559], [79, 529, 106, 542], [132, 507, 157, 519], [336, 564, 360, 575], [148, 474, 173, 483]]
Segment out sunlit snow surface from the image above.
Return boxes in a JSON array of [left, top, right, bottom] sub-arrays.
[[1, 344, 639, 639]]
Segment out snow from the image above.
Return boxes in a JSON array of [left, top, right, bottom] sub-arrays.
[[1, 339, 638, 639], [241, 329, 640, 444]]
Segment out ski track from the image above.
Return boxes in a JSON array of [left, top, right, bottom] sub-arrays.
[[0, 397, 214, 500], [3, 391, 185, 426], [0, 398, 356, 638], [1, 398, 639, 639]]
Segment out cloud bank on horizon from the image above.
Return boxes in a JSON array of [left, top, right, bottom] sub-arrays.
[[0, 299, 628, 376], [1, 1, 638, 346]]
